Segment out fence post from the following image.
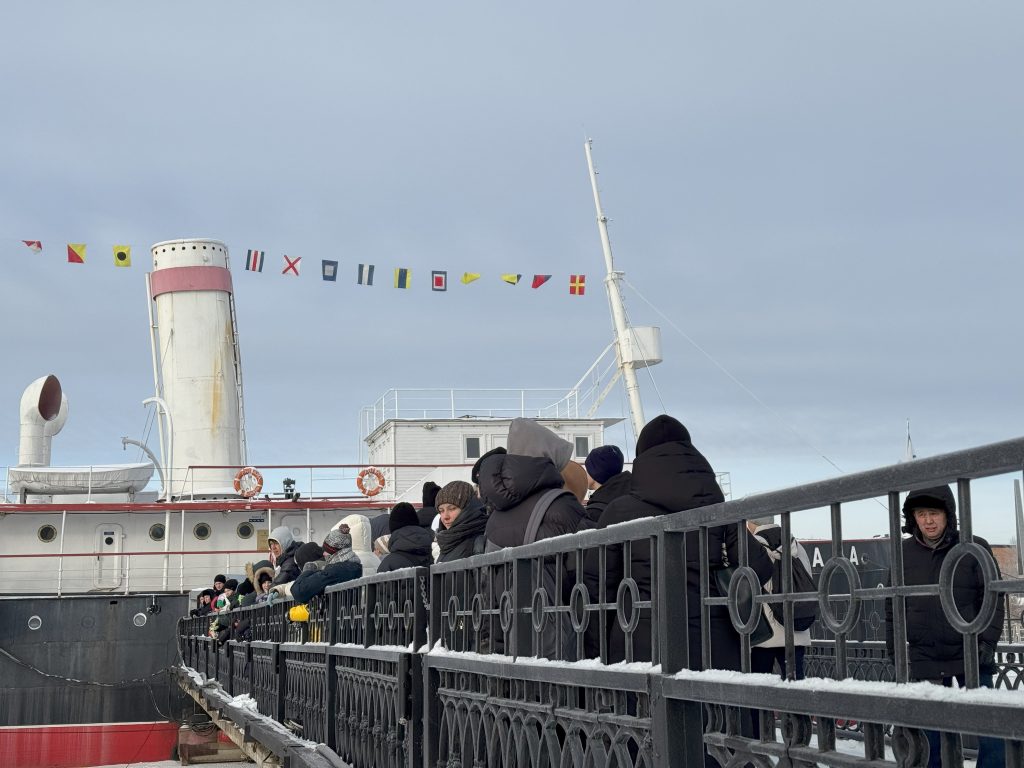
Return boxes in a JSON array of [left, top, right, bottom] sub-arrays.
[[653, 529, 703, 768], [324, 591, 338, 753], [512, 555, 532, 658]]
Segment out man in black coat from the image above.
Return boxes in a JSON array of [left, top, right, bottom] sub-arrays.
[[583, 444, 631, 525], [885, 485, 1004, 768], [378, 503, 433, 572], [583, 415, 772, 669]]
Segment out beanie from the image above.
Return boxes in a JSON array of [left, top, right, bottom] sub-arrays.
[[585, 445, 625, 485], [436, 480, 475, 511], [422, 481, 442, 508], [294, 541, 324, 568], [224, 578, 238, 591], [322, 526, 357, 565], [214, 574, 226, 584], [389, 502, 419, 533], [635, 415, 691, 456]]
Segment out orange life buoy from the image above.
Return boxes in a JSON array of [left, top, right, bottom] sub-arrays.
[[356, 467, 386, 497], [234, 466, 264, 498]]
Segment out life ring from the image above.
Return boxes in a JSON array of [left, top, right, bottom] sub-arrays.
[[356, 467, 386, 497], [234, 466, 264, 498]]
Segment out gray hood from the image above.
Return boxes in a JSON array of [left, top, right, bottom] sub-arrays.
[[268, 525, 294, 551], [507, 418, 572, 470]]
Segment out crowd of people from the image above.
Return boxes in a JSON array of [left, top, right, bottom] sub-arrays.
[[188, 414, 1005, 764]]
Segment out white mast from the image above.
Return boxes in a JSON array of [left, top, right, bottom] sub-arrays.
[[585, 139, 646, 439]]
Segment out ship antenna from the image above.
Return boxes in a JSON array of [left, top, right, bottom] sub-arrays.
[[585, 138, 646, 439]]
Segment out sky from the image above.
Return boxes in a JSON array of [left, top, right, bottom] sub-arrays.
[[1, 2, 1022, 542]]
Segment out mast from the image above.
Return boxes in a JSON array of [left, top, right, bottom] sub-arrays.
[[585, 139, 646, 438]]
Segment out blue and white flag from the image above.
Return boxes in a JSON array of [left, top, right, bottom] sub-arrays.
[[322, 260, 338, 282], [357, 263, 374, 285]]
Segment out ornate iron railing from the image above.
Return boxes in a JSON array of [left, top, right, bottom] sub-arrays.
[[177, 436, 1024, 767]]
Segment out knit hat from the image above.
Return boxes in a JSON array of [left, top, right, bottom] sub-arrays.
[[374, 534, 391, 554], [436, 480, 475, 511], [422, 481, 442, 508], [471, 447, 506, 485], [389, 502, 419, 533], [902, 485, 957, 535], [585, 445, 625, 485], [224, 578, 238, 591], [323, 526, 357, 564], [294, 541, 324, 568], [214, 574, 226, 584], [635, 415, 691, 456]]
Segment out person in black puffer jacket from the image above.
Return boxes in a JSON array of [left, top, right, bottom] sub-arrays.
[[435, 481, 488, 562], [479, 453, 587, 549], [378, 503, 434, 572], [583, 444, 631, 526], [884, 485, 1004, 768], [583, 415, 772, 669], [291, 527, 363, 603]]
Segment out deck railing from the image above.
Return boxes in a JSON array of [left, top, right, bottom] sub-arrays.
[[178, 436, 1024, 768]]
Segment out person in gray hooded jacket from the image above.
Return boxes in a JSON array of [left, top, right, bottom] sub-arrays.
[[268, 525, 304, 586]]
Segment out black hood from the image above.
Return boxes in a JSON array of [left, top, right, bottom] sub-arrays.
[[635, 415, 691, 456], [385, 524, 433, 557], [629, 441, 723, 513], [477, 453, 564, 513], [902, 485, 958, 535]]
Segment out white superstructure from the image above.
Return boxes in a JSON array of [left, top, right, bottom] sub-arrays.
[[149, 239, 247, 497]]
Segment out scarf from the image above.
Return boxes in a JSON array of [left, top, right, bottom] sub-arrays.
[[436, 500, 488, 557]]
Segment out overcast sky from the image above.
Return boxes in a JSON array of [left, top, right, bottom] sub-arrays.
[[1, 2, 1022, 542]]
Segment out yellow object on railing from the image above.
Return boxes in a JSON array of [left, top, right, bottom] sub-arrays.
[[288, 604, 309, 622]]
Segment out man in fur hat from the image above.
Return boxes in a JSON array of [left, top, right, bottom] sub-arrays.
[[885, 485, 1004, 768]]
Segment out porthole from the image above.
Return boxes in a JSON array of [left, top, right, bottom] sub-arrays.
[[236, 522, 254, 540], [38, 524, 57, 543], [193, 522, 212, 540], [27, 616, 42, 631], [132, 613, 148, 627], [149, 523, 165, 542]]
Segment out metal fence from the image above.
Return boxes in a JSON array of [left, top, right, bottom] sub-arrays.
[[178, 436, 1024, 768]]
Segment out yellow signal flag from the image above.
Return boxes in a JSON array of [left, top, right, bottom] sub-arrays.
[[501, 273, 522, 285], [461, 272, 481, 285], [113, 245, 132, 267]]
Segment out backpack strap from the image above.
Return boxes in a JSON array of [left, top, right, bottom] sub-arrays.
[[523, 488, 572, 546]]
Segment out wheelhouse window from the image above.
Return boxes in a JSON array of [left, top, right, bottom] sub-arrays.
[[574, 436, 590, 458], [464, 436, 481, 460]]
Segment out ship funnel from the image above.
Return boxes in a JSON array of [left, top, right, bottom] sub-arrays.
[[19, 375, 69, 467]]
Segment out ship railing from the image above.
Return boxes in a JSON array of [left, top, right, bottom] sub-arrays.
[[359, 387, 589, 436], [0, 548, 270, 596], [176, 435, 1024, 768]]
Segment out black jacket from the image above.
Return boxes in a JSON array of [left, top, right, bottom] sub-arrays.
[[436, 498, 488, 563], [479, 453, 587, 548], [885, 485, 1004, 680], [583, 470, 632, 525], [583, 437, 772, 667], [370, 513, 391, 543], [270, 539, 304, 586], [291, 559, 363, 603], [377, 525, 433, 572], [886, 532, 1003, 680]]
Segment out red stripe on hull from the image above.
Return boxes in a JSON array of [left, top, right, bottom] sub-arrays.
[[0, 722, 178, 768]]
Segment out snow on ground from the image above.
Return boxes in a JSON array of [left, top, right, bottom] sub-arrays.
[[83, 762, 251, 767]]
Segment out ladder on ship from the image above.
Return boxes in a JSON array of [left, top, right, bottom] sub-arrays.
[[225, 259, 249, 464]]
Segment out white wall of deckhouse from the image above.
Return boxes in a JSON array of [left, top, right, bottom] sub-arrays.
[[364, 418, 610, 502]]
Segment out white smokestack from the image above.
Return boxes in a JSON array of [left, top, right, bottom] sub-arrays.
[[149, 239, 246, 497], [19, 375, 69, 467]]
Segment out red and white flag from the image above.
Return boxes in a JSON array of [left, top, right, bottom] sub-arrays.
[[282, 255, 301, 276], [22, 240, 42, 253]]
